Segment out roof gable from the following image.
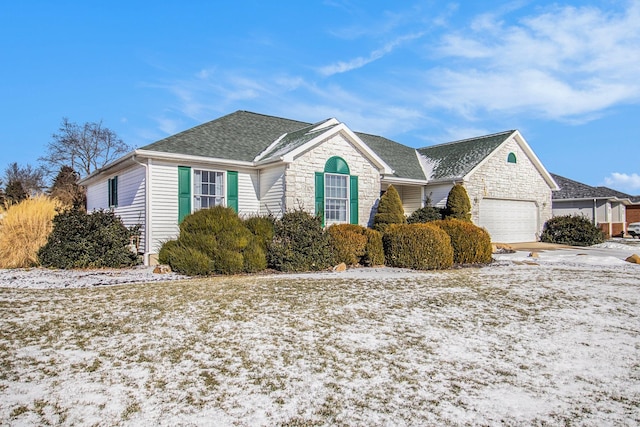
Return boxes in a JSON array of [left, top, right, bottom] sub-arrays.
[[417, 130, 514, 181]]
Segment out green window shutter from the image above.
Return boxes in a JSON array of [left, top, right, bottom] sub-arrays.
[[178, 166, 191, 223], [108, 176, 118, 207], [350, 175, 358, 225], [227, 171, 238, 213], [315, 172, 325, 227], [114, 176, 118, 207], [108, 178, 113, 207]]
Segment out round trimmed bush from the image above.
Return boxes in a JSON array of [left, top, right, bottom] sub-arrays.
[[159, 243, 212, 276], [433, 218, 492, 264], [383, 223, 453, 270], [541, 215, 605, 246], [159, 206, 269, 275], [327, 224, 367, 266]]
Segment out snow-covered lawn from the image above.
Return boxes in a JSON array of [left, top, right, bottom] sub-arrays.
[[1, 247, 639, 425]]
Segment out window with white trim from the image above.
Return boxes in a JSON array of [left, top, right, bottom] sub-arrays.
[[193, 169, 224, 210], [325, 173, 348, 224]]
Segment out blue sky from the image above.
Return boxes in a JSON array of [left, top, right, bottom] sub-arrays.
[[1, 0, 639, 193]]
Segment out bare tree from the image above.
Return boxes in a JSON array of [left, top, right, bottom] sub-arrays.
[[3, 162, 46, 198], [40, 118, 132, 178]]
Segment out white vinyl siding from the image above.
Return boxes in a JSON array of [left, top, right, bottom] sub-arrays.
[[259, 165, 286, 217], [238, 170, 260, 216], [149, 162, 180, 255], [86, 166, 146, 253], [424, 183, 454, 209]]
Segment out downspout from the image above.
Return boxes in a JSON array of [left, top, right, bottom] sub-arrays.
[[131, 155, 151, 266]]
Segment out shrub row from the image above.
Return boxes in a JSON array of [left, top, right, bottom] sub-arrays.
[[162, 208, 495, 274]]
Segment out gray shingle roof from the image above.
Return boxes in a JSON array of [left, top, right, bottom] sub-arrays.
[[417, 130, 514, 181], [139, 111, 310, 162], [356, 132, 426, 180], [257, 120, 338, 162], [551, 173, 635, 200], [139, 110, 428, 180]]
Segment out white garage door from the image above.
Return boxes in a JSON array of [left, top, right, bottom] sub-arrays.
[[479, 199, 538, 243]]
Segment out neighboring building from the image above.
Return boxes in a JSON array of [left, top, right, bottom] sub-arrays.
[[81, 111, 558, 264], [550, 173, 639, 238]]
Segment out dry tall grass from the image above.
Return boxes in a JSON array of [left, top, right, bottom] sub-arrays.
[[0, 196, 62, 268]]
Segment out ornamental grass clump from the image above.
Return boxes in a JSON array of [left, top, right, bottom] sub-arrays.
[[433, 218, 493, 264], [0, 195, 62, 268], [383, 223, 453, 270]]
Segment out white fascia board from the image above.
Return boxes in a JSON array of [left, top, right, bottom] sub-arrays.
[[134, 149, 255, 168], [253, 133, 288, 162], [79, 149, 138, 185], [79, 149, 255, 185], [281, 123, 395, 175], [381, 176, 429, 186], [511, 130, 560, 191]]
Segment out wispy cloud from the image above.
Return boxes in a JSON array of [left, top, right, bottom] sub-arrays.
[[429, 2, 640, 121], [318, 32, 424, 76], [604, 172, 640, 193]]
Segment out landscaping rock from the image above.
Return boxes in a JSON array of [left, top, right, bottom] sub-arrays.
[[625, 254, 640, 264], [153, 265, 172, 274], [333, 262, 347, 272], [492, 243, 515, 254]]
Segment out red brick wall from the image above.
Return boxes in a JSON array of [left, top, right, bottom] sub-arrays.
[[598, 223, 625, 238], [627, 206, 640, 224]]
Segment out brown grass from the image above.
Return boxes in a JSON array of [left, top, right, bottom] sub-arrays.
[[0, 196, 63, 268]]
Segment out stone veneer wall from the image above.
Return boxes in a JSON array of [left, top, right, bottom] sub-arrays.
[[464, 137, 553, 235], [284, 133, 381, 227]]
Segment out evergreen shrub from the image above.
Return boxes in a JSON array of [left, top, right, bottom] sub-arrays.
[[159, 244, 212, 276], [540, 215, 605, 246], [383, 223, 453, 270], [433, 218, 493, 264], [445, 184, 472, 222], [373, 185, 406, 233], [362, 228, 385, 266], [159, 206, 268, 275], [327, 224, 368, 266], [267, 210, 332, 272], [38, 208, 140, 269], [244, 215, 275, 251], [407, 201, 443, 224]]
